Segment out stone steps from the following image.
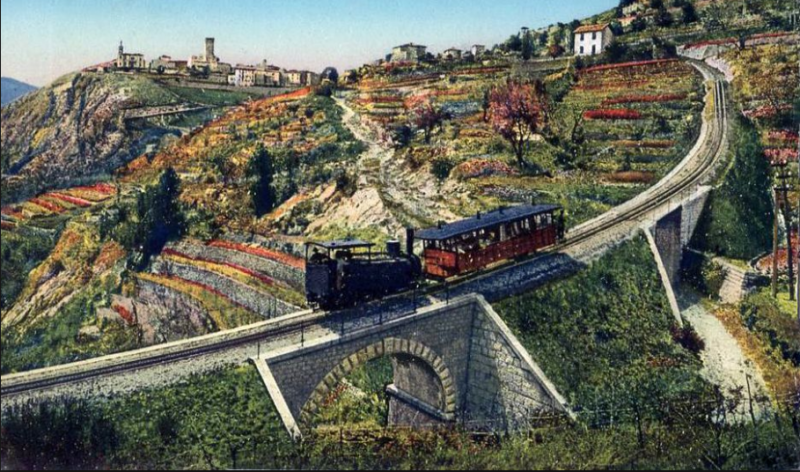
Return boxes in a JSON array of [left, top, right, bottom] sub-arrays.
[[714, 259, 751, 304]]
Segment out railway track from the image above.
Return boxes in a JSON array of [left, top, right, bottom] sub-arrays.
[[421, 61, 729, 299], [0, 63, 730, 400]]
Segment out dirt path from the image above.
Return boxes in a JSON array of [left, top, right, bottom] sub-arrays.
[[322, 96, 461, 231], [679, 292, 772, 422], [304, 98, 403, 236]]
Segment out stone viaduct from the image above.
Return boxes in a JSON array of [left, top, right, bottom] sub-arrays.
[[252, 295, 570, 439]]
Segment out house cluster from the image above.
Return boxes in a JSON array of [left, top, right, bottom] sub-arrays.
[[104, 38, 319, 88], [228, 60, 320, 87], [387, 43, 488, 63]]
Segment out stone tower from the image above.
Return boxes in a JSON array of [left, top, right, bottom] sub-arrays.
[[205, 38, 215, 61], [119, 41, 124, 59]]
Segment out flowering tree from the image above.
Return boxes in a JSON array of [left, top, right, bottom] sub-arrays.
[[414, 103, 446, 144], [489, 80, 549, 168]]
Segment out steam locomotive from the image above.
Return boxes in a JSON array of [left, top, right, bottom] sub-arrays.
[[305, 204, 565, 309]]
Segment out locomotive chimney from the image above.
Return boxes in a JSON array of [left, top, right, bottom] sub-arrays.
[[405, 228, 415, 256], [387, 240, 401, 258], [477, 211, 481, 220]]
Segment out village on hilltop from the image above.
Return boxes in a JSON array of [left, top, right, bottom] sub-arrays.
[[88, 37, 322, 90]]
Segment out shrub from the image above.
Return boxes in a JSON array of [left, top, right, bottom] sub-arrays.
[[701, 259, 727, 298], [430, 157, 455, 182], [583, 109, 643, 120], [671, 324, 706, 356]]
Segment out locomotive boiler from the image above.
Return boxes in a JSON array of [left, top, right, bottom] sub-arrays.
[[304, 230, 422, 309]]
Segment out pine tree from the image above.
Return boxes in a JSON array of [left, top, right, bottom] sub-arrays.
[[247, 144, 276, 218]]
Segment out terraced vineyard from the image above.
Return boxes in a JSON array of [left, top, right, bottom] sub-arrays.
[[345, 58, 704, 228], [0, 183, 117, 230]]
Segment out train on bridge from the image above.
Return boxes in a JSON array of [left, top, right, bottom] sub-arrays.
[[305, 204, 566, 308]]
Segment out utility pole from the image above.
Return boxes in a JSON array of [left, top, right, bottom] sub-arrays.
[[774, 161, 795, 301], [772, 187, 780, 299]]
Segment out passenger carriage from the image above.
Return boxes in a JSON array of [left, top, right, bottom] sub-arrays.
[[416, 204, 565, 279]]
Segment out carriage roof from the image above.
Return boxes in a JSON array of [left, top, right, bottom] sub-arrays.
[[416, 204, 561, 242]]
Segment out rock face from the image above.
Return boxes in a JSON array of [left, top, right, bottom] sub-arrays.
[[0, 72, 180, 204], [1, 78, 37, 107]]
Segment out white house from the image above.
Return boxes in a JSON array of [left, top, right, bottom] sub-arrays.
[[573, 24, 614, 57], [443, 48, 463, 60], [391, 43, 428, 63]]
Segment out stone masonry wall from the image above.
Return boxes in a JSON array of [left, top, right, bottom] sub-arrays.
[[465, 307, 564, 432], [655, 207, 683, 286], [265, 299, 476, 423]]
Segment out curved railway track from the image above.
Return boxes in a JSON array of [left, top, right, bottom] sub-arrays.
[[0, 62, 730, 400]]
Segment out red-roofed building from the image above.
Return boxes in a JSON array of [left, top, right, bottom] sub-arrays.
[[573, 23, 614, 57]]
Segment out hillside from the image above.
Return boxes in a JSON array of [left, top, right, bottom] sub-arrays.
[[1, 0, 796, 374], [1, 78, 37, 106], [0, 72, 257, 205]]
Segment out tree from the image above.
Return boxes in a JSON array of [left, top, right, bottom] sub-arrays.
[[430, 157, 455, 183], [521, 32, 535, 60], [247, 144, 276, 218], [702, 0, 731, 31], [321, 67, 339, 84], [631, 16, 648, 32], [755, 57, 798, 122], [650, 0, 664, 8], [654, 7, 674, 27], [391, 124, 413, 148], [681, 3, 699, 24], [605, 40, 629, 62], [691, 117, 774, 259], [489, 80, 549, 169], [126, 168, 185, 268], [506, 34, 523, 52], [414, 103, 446, 144], [482, 89, 493, 122], [548, 44, 565, 59]]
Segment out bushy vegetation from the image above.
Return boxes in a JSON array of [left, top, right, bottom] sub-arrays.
[[740, 290, 800, 367], [0, 227, 58, 310], [691, 116, 774, 260], [495, 236, 712, 425], [2, 362, 798, 470], [683, 252, 728, 298]]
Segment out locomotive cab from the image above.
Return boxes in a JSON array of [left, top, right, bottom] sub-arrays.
[[304, 237, 421, 309]]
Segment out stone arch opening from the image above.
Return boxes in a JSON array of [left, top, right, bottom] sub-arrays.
[[299, 338, 457, 430]]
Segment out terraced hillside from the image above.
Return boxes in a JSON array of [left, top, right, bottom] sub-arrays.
[[0, 72, 259, 204], [340, 57, 703, 229], [0, 87, 356, 372]]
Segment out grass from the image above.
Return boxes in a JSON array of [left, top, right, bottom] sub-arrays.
[[1, 272, 136, 375], [493, 235, 710, 421], [713, 300, 798, 402], [2, 356, 798, 470]]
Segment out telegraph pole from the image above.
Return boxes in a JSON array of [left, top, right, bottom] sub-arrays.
[[772, 186, 780, 299], [775, 162, 795, 301]]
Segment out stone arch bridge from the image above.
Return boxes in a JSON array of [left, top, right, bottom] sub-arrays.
[[252, 295, 570, 439]]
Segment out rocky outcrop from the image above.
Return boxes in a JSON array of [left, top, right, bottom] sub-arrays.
[[1, 73, 180, 204]]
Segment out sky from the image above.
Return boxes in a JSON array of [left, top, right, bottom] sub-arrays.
[[1, 0, 617, 87]]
